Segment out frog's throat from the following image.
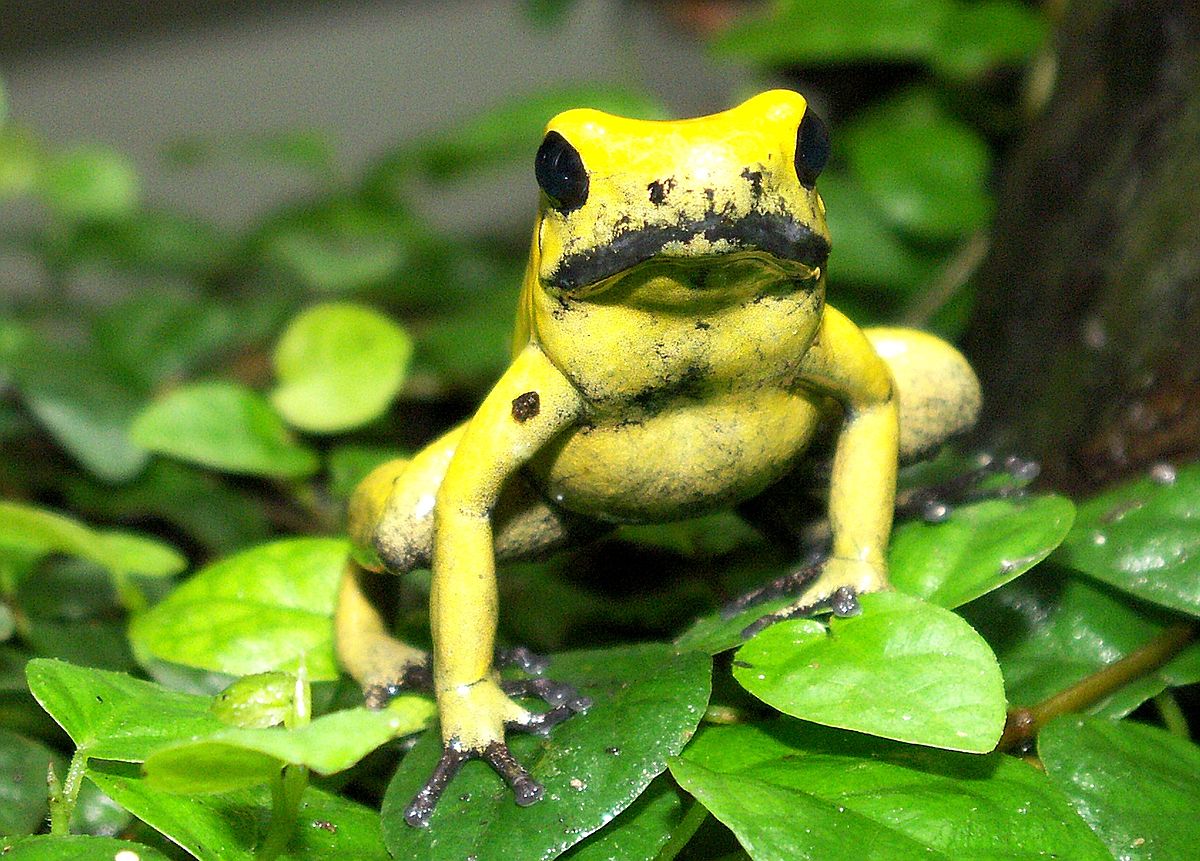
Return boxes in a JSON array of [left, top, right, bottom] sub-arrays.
[[546, 211, 830, 293]]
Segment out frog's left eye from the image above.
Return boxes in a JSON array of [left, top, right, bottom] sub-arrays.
[[535, 131, 589, 212], [794, 110, 830, 189]]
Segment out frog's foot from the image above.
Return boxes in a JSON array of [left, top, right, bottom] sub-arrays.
[[495, 645, 550, 675], [404, 676, 590, 827], [728, 557, 887, 640], [896, 454, 1040, 523]]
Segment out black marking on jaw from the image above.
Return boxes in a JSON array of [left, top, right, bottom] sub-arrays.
[[740, 167, 764, 198], [647, 178, 675, 205], [548, 210, 830, 293]]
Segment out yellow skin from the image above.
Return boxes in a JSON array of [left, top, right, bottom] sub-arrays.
[[337, 90, 981, 824]]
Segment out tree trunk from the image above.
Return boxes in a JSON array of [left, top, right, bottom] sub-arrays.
[[962, 0, 1200, 494]]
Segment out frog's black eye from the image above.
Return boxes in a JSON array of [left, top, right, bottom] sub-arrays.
[[535, 131, 589, 212], [794, 110, 829, 189]]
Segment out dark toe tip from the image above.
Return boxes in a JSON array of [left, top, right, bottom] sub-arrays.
[[404, 800, 434, 828], [512, 778, 544, 807], [830, 586, 861, 617], [569, 695, 593, 712]]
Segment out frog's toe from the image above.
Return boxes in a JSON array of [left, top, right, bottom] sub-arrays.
[[404, 739, 546, 828], [739, 584, 861, 639], [502, 677, 592, 736], [495, 645, 550, 675], [896, 453, 1040, 522], [362, 661, 433, 709], [720, 560, 824, 619]]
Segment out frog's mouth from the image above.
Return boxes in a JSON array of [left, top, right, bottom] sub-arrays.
[[546, 210, 830, 293]]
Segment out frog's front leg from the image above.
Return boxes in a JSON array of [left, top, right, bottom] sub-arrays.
[[410, 342, 587, 827]]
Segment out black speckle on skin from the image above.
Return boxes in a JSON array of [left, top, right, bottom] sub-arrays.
[[695, 320, 710, 330], [703, 188, 716, 205], [631, 363, 709, 415], [740, 167, 764, 198], [647, 178, 675, 205], [511, 391, 541, 422]]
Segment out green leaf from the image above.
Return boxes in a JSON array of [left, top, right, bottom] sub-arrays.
[[271, 302, 412, 433], [88, 760, 390, 861], [524, 0, 580, 27], [0, 127, 41, 199], [844, 90, 992, 241], [326, 444, 405, 500], [561, 777, 684, 861], [1056, 460, 1200, 617], [932, 1, 1049, 82], [143, 697, 434, 793], [0, 501, 182, 581], [890, 494, 1075, 608], [38, 144, 139, 221], [1040, 716, 1200, 861], [381, 644, 711, 859], [131, 381, 318, 478], [0, 836, 173, 861], [26, 659, 225, 762], [129, 538, 348, 680], [671, 720, 1111, 861], [0, 729, 57, 835], [734, 592, 1005, 752], [963, 565, 1200, 714], [209, 672, 297, 728]]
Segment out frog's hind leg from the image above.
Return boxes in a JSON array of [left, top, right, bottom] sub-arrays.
[[338, 425, 606, 704]]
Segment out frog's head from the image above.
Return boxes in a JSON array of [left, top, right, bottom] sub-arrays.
[[532, 90, 831, 299]]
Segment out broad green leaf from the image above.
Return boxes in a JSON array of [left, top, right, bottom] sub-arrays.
[[672, 720, 1110, 861], [734, 592, 1005, 752], [1040, 716, 1200, 861], [131, 381, 318, 478], [129, 538, 348, 679], [0, 728, 57, 835], [890, 494, 1075, 608], [209, 672, 297, 728], [10, 346, 149, 483], [25, 659, 225, 762], [24, 620, 136, 673], [561, 778, 684, 861], [88, 760, 390, 861], [712, 0, 952, 65], [0, 501, 182, 581], [144, 697, 434, 792], [382, 644, 711, 860], [844, 90, 992, 241], [0, 127, 41, 199], [0, 836, 172, 861], [1055, 460, 1200, 617], [271, 302, 412, 433], [963, 565, 1200, 715], [68, 209, 230, 276], [931, 0, 1048, 82], [38, 144, 139, 220]]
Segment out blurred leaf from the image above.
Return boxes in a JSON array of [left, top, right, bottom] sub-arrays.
[[0, 75, 6, 124], [617, 512, 762, 560], [272, 302, 413, 433], [382, 644, 711, 859], [734, 592, 1006, 752], [0, 500, 182, 581], [1040, 716, 1200, 861], [820, 172, 937, 292], [713, 0, 952, 65], [672, 720, 1110, 861], [962, 565, 1200, 716], [1056, 460, 1200, 617], [165, 129, 336, 179], [890, 494, 1075, 608], [25, 620, 136, 672], [0, 126, 41, 199], [326, 444, 405, 500], [26, 659, 225, 762], [71, 780, 133, 838], [10, 344, 150, 483], [144, 697, 434, 793], [844, 90, 992, 241], [131, 381, 318, 478], [210, 672, 295, 728], [38, 144, 139, 221], [561, 777, 684, 861], [67, 210, 230, 275], [0, 728, 57, 835], [0, 836, 173, 860], [90, 761, 390, 861], [932, 1, 1049, 82], [130, 538, 348, 680], [524, 0, 580, 27], [412, 289, 515, 387]]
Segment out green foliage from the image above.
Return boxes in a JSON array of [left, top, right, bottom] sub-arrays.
[[1, 7, 1196, 860]]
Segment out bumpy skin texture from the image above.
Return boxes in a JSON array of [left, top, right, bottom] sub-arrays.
[[337, 90, 982, 822]]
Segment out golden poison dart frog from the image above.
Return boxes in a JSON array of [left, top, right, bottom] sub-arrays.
[[337, 90, 981, 826]]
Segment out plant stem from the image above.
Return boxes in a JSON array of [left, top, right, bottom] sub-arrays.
[[999, 622, 1195, 751], [1154, 691, 1190, 738], [258, 764, 308, 861], [655, 798, 710, 861], [48, 750, 87, 835]]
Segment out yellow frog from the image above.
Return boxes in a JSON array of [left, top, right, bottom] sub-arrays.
[[336, 90, 981, 826]]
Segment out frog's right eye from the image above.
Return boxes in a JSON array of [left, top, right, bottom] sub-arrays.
[[535, 131, 589, 212]]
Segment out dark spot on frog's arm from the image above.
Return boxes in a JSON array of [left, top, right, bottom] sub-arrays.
[[740, 167, 764, 198], [704, 188, 716, 205], [647, 178, 675, 206], [511, 391, 541, 422]]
